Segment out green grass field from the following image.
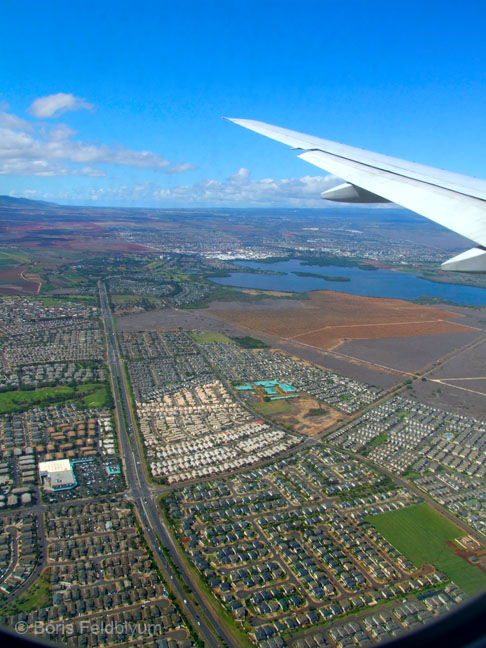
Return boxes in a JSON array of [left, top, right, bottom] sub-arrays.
[[253, 399, 292, 415], [0, 382, 110, 413], [0, 386, 75, 413], [368, 503, 486, 596], [191, 331, 233, 344], [231, 335, 269, 348], [1, 572, 50, 615], [78, 383, 109, 407]]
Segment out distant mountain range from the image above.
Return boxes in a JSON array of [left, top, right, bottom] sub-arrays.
[[0, 195, 60, 209], [0, 195, 139, 222]]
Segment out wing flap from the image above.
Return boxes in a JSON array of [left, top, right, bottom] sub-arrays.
[[226, 118, 486, 249], [299, 149, 486, 247]]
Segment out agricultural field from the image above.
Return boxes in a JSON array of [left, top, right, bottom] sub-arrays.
[[368, 503, 486, 596], [0, 266, 41, 295]]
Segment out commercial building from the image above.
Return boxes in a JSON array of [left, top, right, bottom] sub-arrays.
[[38, 458, 76, 491]]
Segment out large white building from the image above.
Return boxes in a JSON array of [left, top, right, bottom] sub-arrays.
[[38, 459, 76, 491]]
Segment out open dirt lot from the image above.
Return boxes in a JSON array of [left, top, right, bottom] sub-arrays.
[[428, 337, 486, 381], [116, 306, 251, 334], [269, 340, 404, 389], [406, 376, 486, 418], [268, 395, 342, 436], [207, 291, 475, 349], [253, 393, 343, 437], [240, 289, 295, 297], [116, 294, 482, 391], [338, 329, 482, 373]]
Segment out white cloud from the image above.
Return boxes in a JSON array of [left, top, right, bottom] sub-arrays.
[[0, 157, 107, 177], [28, 93, 94, 118], [79, 167, 106, 177], [0, 111, 31, 130], [148, 169, 341, 206], [230, 167, 251, 183], [0, 108, 196, 177], [28, 168, 343, 207], [166, 162, 199, 174], [48, 123, 77, 141]]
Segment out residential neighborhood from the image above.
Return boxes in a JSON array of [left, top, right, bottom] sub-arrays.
[[0, 292, 484, 648], [161, 445, 466, 647]]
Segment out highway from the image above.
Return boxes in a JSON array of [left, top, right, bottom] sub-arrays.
[[98, 282, 237, 648]]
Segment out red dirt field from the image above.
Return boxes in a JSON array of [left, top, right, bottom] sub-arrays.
[[447, 541, 486, 574], [19, 237, 149, 253], [294, 320, 472, 350], [49, 240, 149, 252], [0, 266, 41, 295], [0, 218, 152, 253], [207, 290, 475, 350], [0, 268, 29, 281]]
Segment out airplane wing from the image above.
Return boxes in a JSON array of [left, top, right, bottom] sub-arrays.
[[225, 118, 486, 272]]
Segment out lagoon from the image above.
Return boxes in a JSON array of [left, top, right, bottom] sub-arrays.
[[211, 259, 486, 306]]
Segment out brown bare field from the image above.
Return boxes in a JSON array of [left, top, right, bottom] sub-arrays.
[[0, 266, 41, 295], [240, 288, 294, 297], [266, 395, 342, 436], [297, 320, 472, 350], [207, 290, 474, 350], [0, 268, 27, 281]]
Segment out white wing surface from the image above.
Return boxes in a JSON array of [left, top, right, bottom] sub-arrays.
[[226, 118, 486, 272]]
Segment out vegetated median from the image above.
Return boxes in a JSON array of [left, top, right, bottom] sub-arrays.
[[157, 495, 252, 648], [367, 503, 486, 596]]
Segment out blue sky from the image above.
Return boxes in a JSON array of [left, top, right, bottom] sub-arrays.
[[1, 0, 486, 207]]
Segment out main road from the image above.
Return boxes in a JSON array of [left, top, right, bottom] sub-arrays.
[[98, 282, 238, 648]]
